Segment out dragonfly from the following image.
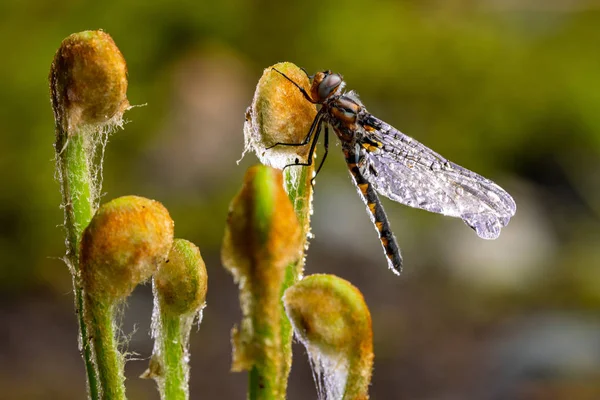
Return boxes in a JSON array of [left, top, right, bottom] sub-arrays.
[[268, 68, 516, 275]]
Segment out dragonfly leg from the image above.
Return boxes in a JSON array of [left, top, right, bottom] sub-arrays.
[[271, 67, 316, 104], [310, 125, 329, 186], [282, 118, 324, 171], [298, 66, 314, 81], [265, 111, 323, 150]]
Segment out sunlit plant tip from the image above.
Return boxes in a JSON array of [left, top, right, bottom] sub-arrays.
[[243, 62, 317, 170]]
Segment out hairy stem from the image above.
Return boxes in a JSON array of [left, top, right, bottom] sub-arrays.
[[161, 312, 187, 400], [147, 239, 207, 400], [56, 126, 99, 400], [80, 196, 174, 400], [86, 296, 125, 400]]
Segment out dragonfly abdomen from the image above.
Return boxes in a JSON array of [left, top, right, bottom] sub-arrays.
[[345, 152, 403, 274]]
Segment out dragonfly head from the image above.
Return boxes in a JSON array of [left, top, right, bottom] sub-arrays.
[[311, 70, 344, 103]]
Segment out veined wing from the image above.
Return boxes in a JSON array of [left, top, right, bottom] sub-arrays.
[[359, 115, 516, 239]]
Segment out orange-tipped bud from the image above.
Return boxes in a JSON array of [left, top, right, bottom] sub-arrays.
[[244, 62, 317, 169], [80, 196, 174, 301], [50, 30, 129, 134]]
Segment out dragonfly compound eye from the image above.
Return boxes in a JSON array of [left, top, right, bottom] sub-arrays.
[[317, 73, 343, 101]]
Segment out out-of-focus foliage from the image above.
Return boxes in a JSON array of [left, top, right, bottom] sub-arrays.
[[3, 0, 600, 399], [2, 0, 600, 290]]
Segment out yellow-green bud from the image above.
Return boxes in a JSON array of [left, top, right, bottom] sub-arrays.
[[222, 165, 303, 276], [155, 239, 208, 316], [284, 274, 373, 399]]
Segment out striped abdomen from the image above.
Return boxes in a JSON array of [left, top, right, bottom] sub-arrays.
[[345, 151, 403, 274]]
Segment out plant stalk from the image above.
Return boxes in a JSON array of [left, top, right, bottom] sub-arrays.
[[56, 130, 99, 400], [85, 295, 126, 400], [160, 312, 188, 400]]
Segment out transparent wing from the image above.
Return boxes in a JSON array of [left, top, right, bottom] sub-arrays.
[[359, 116, 516, 239]]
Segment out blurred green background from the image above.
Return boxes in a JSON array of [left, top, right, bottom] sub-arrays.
[[3, 0, 600, 399]]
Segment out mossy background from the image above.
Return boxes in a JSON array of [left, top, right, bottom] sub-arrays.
[[3, 1, 600, 399]]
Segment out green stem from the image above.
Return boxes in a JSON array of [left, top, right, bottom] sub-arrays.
[[223, 166, 305, 400], [58, 133, 94, 254], [271, 160, 314, 394], [284, 164, 313, 234], [80, 196, 175, 400], [247, 166, 313, 399], [159, 311, 188, 400], [274, 262, 300, 396], [247, 367, 272, 400], [248, 275, 282, 400], [147, 239, 206, 400], [56, 131, 99, 400], [247, 245, 289, 400], [86, 295, 126, 400], [76, 278, 98, 400], [51, 30, 131, 400]]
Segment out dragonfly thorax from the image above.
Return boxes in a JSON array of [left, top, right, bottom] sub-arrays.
[[329, 96, 360, 125]]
